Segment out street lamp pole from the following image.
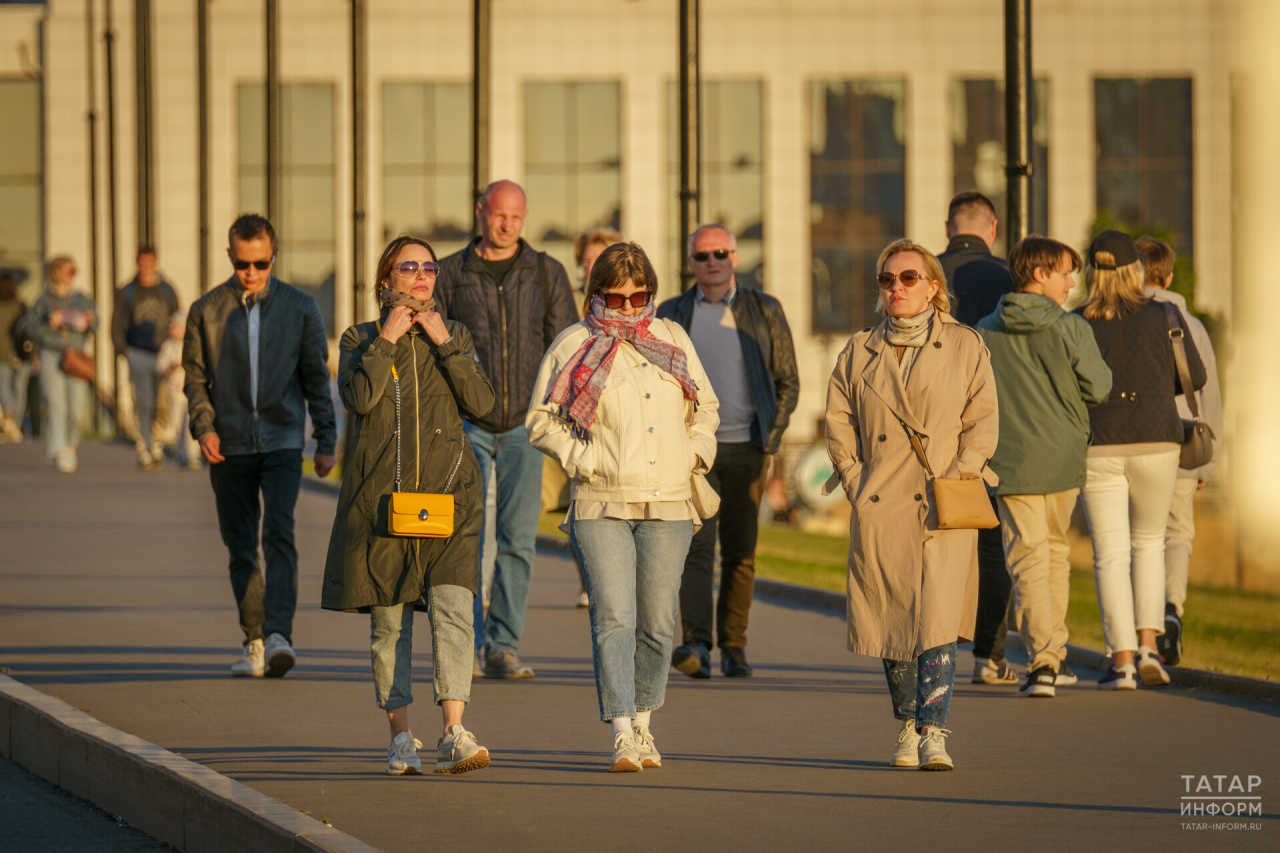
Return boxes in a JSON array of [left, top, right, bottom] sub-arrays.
[[352, 0, 366, 322], [266, 0, 280, 226], [678, 0, 700, 291], [197, 0, 210, 293], [1004, 0, 1032, 244], [472, 0, 491, 230]]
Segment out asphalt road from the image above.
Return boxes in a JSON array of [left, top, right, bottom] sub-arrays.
[[1, 442, 1276, 852]]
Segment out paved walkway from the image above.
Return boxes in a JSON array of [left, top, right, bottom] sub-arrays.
[[1, 442, 1276, 852]]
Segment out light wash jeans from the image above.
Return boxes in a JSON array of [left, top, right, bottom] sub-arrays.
[[0, 361, 32, 424], [570, 517, 694, 722], [38, 349, 90, 459], [126, 348, 160, 452], [370, 584, 475, 710], [883, 643, 957, 730], [465, 421, 544, 655], [1081, 448, 1181, 655]]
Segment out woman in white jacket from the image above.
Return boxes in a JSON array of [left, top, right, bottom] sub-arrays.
[[527, 242, 719, 772]]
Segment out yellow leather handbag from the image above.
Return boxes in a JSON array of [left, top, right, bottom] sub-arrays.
[[902, 421, 998, 530], [382, 349, 464, 539]]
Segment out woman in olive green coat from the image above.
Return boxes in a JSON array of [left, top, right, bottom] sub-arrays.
[[322, 235, 495, 777]]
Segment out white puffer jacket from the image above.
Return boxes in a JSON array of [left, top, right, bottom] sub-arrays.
[[526, 318, 719, 504]]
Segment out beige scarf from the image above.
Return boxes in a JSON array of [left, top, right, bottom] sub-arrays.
[[885, 306, 934, 384], [379, 287, 436, 315]]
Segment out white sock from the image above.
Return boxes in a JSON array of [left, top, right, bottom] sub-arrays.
[[634, 711, 652, 730], [611, 717, 633, 738]]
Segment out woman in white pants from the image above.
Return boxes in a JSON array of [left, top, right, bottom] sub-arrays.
[[1073, 231, 1206, 689]]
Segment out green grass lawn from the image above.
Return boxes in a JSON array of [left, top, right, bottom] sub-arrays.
[[539, 512, 1280, 682]]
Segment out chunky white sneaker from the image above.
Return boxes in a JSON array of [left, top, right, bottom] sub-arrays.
[[890, 718, 920, 767], [577, 590, 590, 608], [633, 723, 661, 768], [263, 633, 296, 678], [971, 657, 1018, 685], [386, 732, 423, 776], [610, 730, 642, 772], [917, 728, 954, 771], [54, 449, 77, 474], [231, 639, 265, 677], [1097, 663, 1137, 690], [1136, 646, 1170, 686], [1055, 663, 1079, 686], [435, 724, 490, 775]]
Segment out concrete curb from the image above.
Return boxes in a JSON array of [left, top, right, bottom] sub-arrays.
[[0, 674, 381, 853], [754, 577, 1280, 704]]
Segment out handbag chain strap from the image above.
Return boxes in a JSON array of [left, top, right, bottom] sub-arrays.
[[899, 418, 936, 480], [1161, 302, 1202, 421], [382, 320, 464, 496]]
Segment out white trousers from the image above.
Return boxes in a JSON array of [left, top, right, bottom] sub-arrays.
[[1080, 448, 1180, 655], [1164, 476, 1198, 617]]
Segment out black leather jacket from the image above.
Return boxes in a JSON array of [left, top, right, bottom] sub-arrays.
[[182, 276, 337, 457], [657, 285, 799, 454], [435, 238, 577, 433]]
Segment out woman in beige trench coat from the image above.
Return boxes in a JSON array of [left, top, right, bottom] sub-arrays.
[[825, 239, 999, 772]]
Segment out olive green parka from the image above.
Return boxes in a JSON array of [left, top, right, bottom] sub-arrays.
[[321, 315, 494, 612]]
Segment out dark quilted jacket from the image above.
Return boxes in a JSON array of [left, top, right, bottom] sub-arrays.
[[434, 238, 577, 433]]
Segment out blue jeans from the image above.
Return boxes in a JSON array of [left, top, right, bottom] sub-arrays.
[[370, 584, 475, 710], [465, 421, 544, 655], [126, 348, 160, 451], [570, 517, 694, 722], [0, 361, 32, 424], [38, 350, 90, 459], [883, 643, 957, 730]]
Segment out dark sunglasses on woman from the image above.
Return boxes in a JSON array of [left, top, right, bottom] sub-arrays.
[[600, 291, 652, 310], [691, 249, 732, 263], [232, 257, 274, 271], [395, 260, 440, 278], [876, 269, 931, 288]]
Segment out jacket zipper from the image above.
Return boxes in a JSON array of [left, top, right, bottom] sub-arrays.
[[410, 334, 421, 491], [497, 278, 509, 427], [246, 300, 260, 451]]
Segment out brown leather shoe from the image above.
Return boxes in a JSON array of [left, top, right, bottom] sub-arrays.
[[721, 647, 753, 677]]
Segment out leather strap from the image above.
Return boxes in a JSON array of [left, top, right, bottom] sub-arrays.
[[1160, 302, 1201, 420], [899, 418, 935, 480]]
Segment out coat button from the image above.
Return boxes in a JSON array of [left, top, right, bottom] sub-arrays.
[[653, 490, 660, 496], [870, 495, 880, 503], [648, 427, 654, 433], [914, 494, 922, 501], [649, 459, 656, 464], [878, 434, 886, 442], [641, 363, 648, 367], [645, 393, 651, 399], [933, 341, 942, 348]]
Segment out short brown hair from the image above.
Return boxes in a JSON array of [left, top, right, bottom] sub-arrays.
[[374, 235, 438, 297], [228, 214, 277, 251], [947, 191, 997, 229], [1136, 235, 1175, 286], [585, 242, 658, 304], [874, 239, 951, 315], [1008, 235, 1081, 290], [574, 227, 624, 268]]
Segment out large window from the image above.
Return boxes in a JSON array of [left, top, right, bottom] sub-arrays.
[[1095, 78, 1193, 254], [382, 82, 472, 260], [667, 81, 765, 294], [524, 82, 622, 276], [0, 79, 43, 305], [810, 81, 906, 335], [239, 83, 337, 333], [951, 79, 1049, 255]]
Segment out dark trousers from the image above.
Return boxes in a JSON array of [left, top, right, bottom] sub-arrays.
[[209, 449, 302, 645], [972, 495, 1012, 661], [680, 442, 766, 650]]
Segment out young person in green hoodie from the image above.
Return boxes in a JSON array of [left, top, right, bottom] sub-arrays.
[[976, 237, 1112, 698]]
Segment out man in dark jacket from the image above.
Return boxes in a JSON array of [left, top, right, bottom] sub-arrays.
[[658, 223, 799, 678], [435, 180, 577, 680], [113, 245, 180, 470], [937, 191, 1020, 686], [183, 215, 336, 680]]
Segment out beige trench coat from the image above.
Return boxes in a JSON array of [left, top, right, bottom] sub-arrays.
[[825, 311, 999, 661]]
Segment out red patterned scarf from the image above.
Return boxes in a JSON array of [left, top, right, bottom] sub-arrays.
[[546, 297, 698, 438]]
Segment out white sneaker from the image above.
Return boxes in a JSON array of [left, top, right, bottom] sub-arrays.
[[890, 718, 920, 767], [971, 657, 1018, 684], [54, 449, 77, 474], [263, 633, 296, 677], [435, 724, 490, 775], [386, 731, 423, 776], [610, 730, 642, 772], [1097, 662, 1138, 690], [917, 728, 954, 771], [1136, 646, 1170, 686], [231, 639, 265, 677], [633, 723, 661, 768], [577, 590, 590, 608]]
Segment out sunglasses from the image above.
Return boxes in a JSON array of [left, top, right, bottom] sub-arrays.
[[876, 269, 932, 289], [691, 249, 732, 263], [600, 291, 652, 310], [232, 257, 274, 271], [394, 260, 440, 278]]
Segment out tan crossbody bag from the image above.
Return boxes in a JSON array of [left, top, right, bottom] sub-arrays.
[[900, 420, 998, 530]]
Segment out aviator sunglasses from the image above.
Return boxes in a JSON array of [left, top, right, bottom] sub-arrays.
[[876, 269, 932, 289], [691, 249, 732, 263], [394, 260, 440, 278], [232, 256, 275, 271], [600, 291, 652, 310]]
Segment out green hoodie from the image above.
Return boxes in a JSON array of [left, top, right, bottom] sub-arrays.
[[976, 292, 1112, 495]]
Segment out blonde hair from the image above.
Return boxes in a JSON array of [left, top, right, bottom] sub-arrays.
[[874, 239, 951, 315], [1081, 251, 1148, 320], [574, 227, 624, 268]]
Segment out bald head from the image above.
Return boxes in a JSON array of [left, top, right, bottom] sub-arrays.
[[480, 180, 527, 212], [476, 180, 528, 258]]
